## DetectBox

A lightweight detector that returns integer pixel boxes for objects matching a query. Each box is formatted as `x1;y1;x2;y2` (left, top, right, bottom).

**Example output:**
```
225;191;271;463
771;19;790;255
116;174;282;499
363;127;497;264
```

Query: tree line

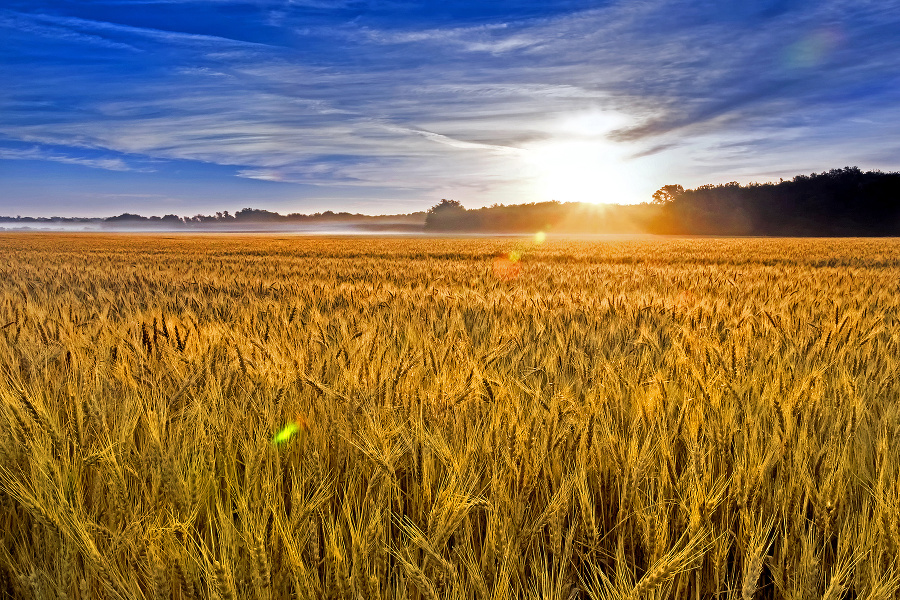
5;167;898;234
424;199;662;233
424;167;900;235
103;208;424;226
651;167;900;235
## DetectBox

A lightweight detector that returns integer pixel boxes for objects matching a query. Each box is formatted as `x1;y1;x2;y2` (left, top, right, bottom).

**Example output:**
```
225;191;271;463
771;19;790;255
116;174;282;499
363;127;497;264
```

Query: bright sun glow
528;141;646;204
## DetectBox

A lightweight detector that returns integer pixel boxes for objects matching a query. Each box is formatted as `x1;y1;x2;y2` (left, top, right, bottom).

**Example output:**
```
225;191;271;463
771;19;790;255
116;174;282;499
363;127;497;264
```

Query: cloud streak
0;146;147;171
1;9;280;49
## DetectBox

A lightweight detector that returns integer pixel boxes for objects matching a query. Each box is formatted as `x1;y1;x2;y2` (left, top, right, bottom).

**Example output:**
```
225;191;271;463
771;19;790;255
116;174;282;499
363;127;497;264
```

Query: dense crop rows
1;234;900;599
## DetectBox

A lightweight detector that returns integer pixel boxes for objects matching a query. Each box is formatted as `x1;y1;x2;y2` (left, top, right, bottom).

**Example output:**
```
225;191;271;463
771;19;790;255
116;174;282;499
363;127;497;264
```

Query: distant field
1;234;900;599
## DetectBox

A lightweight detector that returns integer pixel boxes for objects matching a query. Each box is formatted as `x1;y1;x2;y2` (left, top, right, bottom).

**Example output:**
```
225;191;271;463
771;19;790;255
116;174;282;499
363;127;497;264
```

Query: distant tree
429;199;464;213
105;213;147;222
425;199;468;231
235;208;281;221
652;184;684;205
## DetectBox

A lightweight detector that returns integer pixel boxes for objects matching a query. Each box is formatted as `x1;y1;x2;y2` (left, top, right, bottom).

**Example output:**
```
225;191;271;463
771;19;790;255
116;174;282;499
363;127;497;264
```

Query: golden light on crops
2;234;899;598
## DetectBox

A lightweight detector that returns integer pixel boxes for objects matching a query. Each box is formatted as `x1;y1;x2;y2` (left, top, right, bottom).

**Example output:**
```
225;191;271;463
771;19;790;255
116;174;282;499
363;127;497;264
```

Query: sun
528;140;646;205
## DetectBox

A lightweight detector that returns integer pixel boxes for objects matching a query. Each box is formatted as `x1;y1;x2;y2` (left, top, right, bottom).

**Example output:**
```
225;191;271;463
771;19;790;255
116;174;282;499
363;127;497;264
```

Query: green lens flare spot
272;422;300;445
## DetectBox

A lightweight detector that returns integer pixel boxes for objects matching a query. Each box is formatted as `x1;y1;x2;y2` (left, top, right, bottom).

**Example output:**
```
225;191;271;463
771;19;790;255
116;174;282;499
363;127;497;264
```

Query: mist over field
5;166;900;237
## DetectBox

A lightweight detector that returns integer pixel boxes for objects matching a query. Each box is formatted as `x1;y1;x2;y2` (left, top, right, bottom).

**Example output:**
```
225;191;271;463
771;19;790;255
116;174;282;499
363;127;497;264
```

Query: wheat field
1;233;899;599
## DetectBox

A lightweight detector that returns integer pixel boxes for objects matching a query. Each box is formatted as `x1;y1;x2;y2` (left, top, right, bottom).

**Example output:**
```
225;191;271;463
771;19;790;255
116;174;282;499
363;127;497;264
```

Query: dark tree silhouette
425;199;469;231
652;184;684;205
651;167;900;235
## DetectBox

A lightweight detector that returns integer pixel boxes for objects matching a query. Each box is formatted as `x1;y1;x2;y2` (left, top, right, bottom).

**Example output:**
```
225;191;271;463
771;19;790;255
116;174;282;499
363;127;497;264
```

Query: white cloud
1;10;279;50
236;169;289;181
0;146;144;171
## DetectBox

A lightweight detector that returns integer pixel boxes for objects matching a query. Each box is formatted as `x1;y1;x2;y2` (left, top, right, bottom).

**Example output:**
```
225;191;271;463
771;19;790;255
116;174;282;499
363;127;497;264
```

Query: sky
1;0;899;217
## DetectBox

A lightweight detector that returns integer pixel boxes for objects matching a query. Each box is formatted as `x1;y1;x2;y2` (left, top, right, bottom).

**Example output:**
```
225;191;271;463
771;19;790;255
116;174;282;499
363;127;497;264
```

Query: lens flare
491;233;549;280
783;27;843;70
273;423;299;445
492;253;522;280
272;413;309;446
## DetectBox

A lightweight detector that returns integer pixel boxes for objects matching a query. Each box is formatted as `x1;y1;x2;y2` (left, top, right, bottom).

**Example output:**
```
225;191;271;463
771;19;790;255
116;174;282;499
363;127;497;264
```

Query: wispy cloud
1;9;280;50
0;146;147;171
382;125;526;154
0;12;142;51
357;22;544;54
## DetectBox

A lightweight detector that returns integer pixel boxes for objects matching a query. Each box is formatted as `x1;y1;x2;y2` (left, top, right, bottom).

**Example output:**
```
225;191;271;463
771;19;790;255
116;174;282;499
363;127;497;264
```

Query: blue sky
1;0;899;216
